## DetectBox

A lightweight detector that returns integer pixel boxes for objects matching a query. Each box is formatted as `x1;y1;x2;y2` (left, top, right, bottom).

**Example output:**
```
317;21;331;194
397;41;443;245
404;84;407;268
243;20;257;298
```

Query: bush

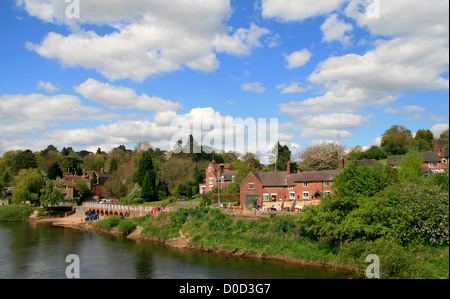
0;205;34;222
118;219;136;235
93;215;122;231
337;238;426;279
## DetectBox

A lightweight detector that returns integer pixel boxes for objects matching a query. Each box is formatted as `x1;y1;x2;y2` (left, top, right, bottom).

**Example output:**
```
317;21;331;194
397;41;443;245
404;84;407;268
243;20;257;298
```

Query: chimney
219;164;225;176
287;161;292;174
100;168;104;173
339;157;345;169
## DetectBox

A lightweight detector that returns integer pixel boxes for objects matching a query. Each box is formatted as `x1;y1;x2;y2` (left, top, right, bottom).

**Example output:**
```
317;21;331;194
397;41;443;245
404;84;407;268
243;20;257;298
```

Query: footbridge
83;202;164;218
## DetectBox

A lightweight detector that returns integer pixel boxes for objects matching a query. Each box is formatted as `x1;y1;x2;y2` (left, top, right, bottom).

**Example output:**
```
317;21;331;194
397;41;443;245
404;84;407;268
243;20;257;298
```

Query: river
0;222;352;279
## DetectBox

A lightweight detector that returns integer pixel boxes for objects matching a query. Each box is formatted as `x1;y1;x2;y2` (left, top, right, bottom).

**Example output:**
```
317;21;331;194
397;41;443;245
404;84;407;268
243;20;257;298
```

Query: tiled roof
251;170;339;187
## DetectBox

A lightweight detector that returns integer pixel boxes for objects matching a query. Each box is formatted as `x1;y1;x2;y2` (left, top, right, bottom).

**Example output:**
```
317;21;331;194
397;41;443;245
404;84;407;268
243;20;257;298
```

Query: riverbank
26;211;356;276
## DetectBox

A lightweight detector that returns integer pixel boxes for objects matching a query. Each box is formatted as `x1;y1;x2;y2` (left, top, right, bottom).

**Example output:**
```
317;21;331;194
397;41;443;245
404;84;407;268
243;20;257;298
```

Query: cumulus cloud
276;82;306;94
261;0;346;21
285;49;311;69
37;81;59;93
320;13;353;46
74;78;182;111
21;0;273;81
241;82;267;93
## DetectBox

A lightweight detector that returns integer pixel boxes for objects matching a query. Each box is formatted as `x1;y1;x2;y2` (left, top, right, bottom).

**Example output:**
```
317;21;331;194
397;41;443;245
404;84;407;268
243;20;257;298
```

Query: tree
381;125;416;155
272;142;291;171
361;146;387;160
40;181;63;207
13;150;38;174
12;168;44;204
74;179;90;198
440;129;449;139
109;158;118;173
333;162;392;198
414;129;434;151
299;142;345;171
47;162;63;180
141;172;157;201
397;152;423;184
133;151;155;186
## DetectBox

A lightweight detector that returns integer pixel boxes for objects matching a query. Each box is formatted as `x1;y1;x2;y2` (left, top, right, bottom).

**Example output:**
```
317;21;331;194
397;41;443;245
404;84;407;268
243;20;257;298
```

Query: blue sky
0;0;448;160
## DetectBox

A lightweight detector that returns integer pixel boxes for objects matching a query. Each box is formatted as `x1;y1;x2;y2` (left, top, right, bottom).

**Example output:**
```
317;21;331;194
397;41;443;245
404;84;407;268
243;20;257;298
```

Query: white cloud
74;78;182;111
300;128;353;139
37;81;59;93
276;82;306;94
21;0;273;81
213;23;271;56
241;82;267;93
303;113;369;130
285;49;311;69
345;0;449;39
320;13;353;46
430;124;449;137
261;0;346;21
403;105;426;114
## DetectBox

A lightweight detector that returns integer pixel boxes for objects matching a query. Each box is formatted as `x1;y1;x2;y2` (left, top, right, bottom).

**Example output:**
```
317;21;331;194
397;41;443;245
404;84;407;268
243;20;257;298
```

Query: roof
249;170;339;187
220;170;238;181
387;151;448;166
435;138;449;149
353;159;383;168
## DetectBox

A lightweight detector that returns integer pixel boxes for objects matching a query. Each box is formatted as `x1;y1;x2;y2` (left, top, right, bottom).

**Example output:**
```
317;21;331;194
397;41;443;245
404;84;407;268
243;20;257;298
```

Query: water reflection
0;222;351;279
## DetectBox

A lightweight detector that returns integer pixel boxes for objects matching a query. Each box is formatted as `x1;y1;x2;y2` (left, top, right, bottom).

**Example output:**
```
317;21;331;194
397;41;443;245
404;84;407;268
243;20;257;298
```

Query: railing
83;202;164;213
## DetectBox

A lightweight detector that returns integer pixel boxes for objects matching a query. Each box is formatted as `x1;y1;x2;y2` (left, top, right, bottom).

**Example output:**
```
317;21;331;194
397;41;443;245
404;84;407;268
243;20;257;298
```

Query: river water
0;222;352;279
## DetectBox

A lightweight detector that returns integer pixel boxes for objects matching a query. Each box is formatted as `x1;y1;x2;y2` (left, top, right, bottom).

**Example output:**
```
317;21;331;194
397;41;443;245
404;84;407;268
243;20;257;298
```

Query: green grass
0;205;35;222
136;207;449;278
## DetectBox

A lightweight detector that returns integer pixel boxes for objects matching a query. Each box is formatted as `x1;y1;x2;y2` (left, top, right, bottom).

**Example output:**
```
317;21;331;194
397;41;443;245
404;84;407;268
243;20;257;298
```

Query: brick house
387;150;449;174
434;138;449;154
240;161;339;210
56;168;111;200
199;161;238;194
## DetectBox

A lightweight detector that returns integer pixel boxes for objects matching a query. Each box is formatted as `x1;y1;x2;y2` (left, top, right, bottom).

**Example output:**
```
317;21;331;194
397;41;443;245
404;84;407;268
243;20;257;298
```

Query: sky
0;0;449;161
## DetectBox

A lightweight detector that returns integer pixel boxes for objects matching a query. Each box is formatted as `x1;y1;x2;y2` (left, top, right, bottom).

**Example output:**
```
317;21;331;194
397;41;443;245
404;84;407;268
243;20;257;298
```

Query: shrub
94;215;122;231
118;219;136;235
0;205;34;222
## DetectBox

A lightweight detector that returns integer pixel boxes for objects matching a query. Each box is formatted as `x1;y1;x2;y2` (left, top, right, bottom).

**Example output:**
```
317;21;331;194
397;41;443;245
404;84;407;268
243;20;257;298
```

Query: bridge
83;202;164;218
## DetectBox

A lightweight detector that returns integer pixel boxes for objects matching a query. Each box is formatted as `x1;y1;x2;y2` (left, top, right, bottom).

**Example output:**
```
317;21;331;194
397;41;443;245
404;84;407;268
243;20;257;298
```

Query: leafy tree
440;129;449;139
109;158;118;173
13;150;38;174
333;162;392;198
47;162;63;180
415;129;434;151
12;168;44;204
397;151;423;184
360;146;387;160
133;151;155;186
74;179;90;198
40;181;63;207
381;125;417;155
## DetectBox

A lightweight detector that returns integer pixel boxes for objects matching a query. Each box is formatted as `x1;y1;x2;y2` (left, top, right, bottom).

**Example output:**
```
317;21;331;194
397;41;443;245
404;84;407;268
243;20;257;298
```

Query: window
209;177;214;184
324;191;331;196
324;181;330;187
303;182;308;187
429;162;439;168
302;192;309;200
232;175;235;183
263;194;269;201
200;186;206;194
208;167;211;172
289;192;295;200
248;183;255;189
221;176;225;183
209;185;213;191
442;158;447;164
288;186;293;190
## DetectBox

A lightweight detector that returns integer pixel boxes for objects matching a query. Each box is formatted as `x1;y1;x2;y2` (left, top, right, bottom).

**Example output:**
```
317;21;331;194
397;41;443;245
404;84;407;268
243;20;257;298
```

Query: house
353;159;383;168
387;150;449;174
56;168;111;200
199;161;238;194
434;138;449;154
240;161;339;210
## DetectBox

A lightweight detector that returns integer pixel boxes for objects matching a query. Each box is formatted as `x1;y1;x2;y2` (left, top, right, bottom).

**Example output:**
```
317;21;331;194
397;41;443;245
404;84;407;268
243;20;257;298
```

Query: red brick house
56;168;111;200
240;161;339;210
434;138;449;154
199;161;238;194
387;150;449;174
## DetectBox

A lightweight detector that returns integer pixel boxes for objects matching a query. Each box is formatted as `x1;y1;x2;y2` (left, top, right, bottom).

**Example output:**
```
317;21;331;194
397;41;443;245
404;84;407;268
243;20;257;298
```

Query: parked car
209;204;224;209
99;198;114;204
84;213;98;221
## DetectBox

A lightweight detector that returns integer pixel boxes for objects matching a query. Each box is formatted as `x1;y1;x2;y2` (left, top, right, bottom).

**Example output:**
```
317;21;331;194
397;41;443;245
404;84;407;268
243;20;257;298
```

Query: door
246;194;258;207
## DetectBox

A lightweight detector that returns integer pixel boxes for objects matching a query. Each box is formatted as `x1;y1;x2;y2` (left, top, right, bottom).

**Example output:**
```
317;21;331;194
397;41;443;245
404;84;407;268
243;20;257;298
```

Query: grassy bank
0;205;35;222
130;207;448;279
